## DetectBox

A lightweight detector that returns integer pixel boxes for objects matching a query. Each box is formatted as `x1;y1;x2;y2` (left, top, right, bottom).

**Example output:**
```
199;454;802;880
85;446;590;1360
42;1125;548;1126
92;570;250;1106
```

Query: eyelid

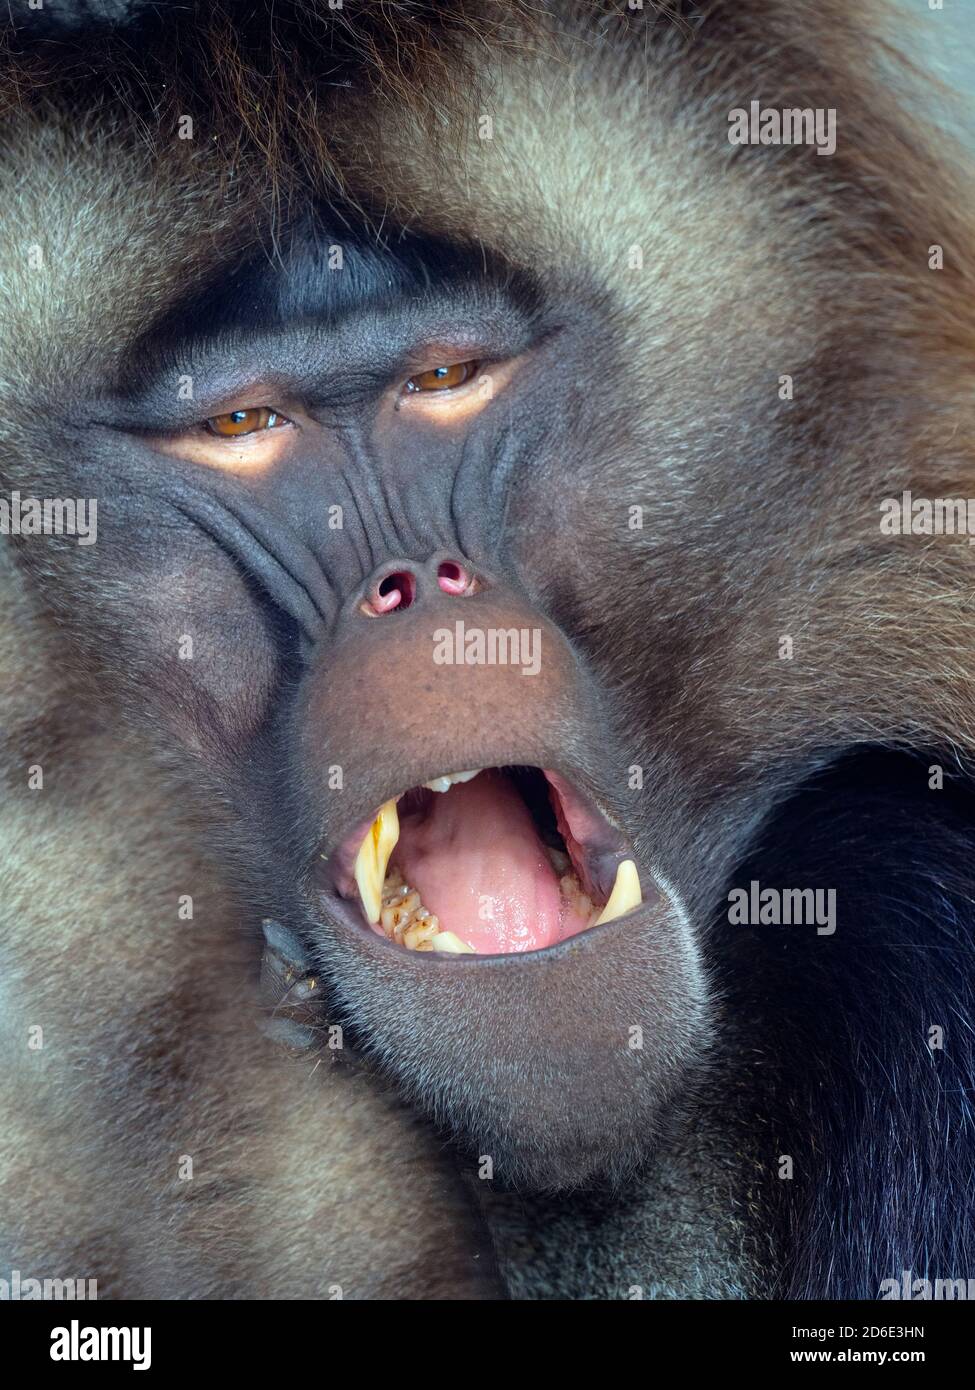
203;406;293;438
149;404;298;470
404;360;481;394
138;342;525;454
398;355;520;418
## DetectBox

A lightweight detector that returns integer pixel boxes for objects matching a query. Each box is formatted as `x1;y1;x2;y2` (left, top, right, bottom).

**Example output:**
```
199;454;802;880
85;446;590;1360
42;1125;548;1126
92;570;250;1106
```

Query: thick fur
1;0;974;1299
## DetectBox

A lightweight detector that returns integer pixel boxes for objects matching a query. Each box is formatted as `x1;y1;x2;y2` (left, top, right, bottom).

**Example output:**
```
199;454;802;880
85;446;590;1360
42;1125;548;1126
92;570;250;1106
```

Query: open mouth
321;768;642;956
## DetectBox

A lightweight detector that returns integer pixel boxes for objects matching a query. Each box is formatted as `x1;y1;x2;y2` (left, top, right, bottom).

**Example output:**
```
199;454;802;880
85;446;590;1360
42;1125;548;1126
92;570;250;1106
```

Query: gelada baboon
1;0;973;1300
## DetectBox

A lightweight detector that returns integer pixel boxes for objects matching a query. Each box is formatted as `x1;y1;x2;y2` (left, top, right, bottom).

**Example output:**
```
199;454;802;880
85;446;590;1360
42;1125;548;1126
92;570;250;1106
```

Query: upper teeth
353;798;400;925
423;769;480;794
593;859;642;926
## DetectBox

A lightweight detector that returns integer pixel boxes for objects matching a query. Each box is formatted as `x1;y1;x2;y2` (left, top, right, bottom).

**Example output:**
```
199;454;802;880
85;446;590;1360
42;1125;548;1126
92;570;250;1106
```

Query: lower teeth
380;870;465;951
378;862;600;952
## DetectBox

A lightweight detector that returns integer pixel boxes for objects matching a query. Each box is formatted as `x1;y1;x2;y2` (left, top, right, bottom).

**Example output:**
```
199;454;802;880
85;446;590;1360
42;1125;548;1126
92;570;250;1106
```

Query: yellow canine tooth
430;931;476;954
594;859;641;926
354;799;400;925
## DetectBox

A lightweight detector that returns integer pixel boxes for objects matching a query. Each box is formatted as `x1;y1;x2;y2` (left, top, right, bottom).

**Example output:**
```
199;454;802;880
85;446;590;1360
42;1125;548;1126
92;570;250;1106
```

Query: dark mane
723;749;975;1298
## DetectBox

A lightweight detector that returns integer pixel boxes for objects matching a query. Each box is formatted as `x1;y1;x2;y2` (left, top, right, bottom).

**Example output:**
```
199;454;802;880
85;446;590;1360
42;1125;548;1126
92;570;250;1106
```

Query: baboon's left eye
405;361;479;393
204;408;288;437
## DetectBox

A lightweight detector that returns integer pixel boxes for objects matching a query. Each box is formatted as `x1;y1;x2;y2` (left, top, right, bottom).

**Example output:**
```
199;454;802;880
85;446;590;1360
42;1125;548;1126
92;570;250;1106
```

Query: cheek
151;568;279;729
505;448;628;626
86;552;281;752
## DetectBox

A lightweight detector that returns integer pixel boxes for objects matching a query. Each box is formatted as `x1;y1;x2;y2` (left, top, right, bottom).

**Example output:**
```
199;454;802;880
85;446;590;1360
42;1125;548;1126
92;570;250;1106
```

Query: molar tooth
593;859;642;926
382;889;421;941
381;901;409;935
429;931;476;954
403;917;442;950
354;799;400;925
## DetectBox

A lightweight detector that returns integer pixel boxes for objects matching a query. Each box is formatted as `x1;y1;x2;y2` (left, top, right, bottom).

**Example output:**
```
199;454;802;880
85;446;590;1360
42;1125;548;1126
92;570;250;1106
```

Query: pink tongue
393;772;584;954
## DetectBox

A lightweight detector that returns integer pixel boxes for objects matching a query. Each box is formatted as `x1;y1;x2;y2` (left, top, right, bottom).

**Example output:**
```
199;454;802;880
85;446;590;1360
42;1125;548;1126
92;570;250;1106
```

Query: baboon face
1;3;954;1189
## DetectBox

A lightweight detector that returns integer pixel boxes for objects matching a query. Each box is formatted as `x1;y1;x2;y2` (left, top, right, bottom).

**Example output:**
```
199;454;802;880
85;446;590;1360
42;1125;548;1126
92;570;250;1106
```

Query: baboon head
1;0;970;1189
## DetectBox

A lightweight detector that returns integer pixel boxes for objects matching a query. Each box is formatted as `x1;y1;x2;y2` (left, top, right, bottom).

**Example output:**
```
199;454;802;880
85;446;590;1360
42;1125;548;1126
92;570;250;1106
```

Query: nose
360;555;477;616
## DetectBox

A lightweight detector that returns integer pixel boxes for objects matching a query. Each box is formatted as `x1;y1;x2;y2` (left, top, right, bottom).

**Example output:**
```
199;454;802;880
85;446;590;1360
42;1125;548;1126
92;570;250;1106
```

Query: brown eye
204;408;286;437
405;361;479;393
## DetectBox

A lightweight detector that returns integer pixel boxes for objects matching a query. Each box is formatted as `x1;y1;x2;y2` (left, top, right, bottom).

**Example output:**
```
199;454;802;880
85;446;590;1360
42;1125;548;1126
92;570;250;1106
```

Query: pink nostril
370;586;402;614
368;571;415;614
438;561;470;596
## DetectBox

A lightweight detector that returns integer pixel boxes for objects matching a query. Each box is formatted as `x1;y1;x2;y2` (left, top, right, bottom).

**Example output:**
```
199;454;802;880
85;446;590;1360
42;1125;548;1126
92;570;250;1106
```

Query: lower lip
313;882;656;961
